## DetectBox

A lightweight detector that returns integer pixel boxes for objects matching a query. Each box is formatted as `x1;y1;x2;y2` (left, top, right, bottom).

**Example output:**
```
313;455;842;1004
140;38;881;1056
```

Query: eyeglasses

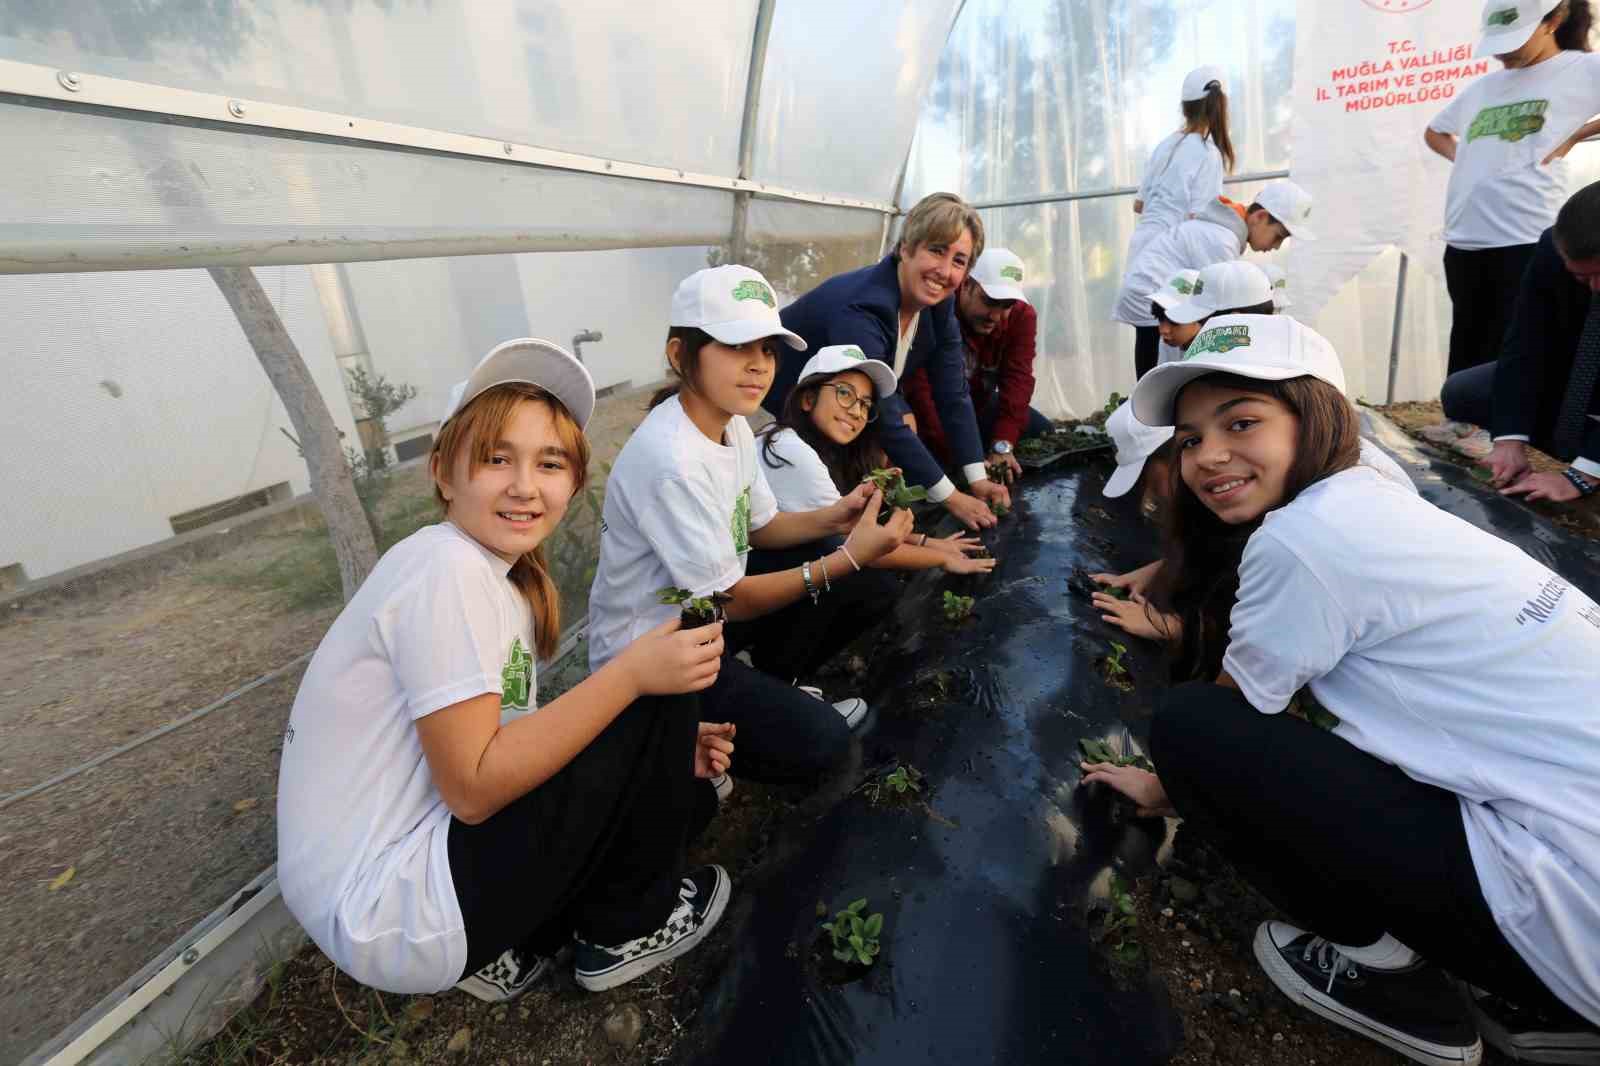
824;382;877;422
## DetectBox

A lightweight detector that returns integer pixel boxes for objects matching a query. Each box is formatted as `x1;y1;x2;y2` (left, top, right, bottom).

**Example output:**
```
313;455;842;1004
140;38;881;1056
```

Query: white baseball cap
968;247;1030;304
1165;261;1274;325
1147;269;1203;312
1478;0;1562;57
1260;263;1293;310
1181;65;1227;102
1131;314;1346;427
795;344;898;401
439;338;597;430
1252;180;1317;242
669;265;807;350
1103;401;1175;498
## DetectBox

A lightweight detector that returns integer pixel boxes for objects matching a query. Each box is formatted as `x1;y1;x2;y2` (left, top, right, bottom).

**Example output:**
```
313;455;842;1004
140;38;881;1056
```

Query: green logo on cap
1187;324;1251;358
999;265;1024;282
1171;277;1195;295
732;279;776;308
1191;279;1206;296
842;346;866;360
1486;7;1519;26
1273;278;1288;290
1466;100;1549;143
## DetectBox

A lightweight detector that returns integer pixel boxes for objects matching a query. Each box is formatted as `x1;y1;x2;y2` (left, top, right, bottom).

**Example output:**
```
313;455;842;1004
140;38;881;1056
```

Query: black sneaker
1254;921;1483;1066
1467;985;1600;1064
453;946;552;1002
574;864;730;992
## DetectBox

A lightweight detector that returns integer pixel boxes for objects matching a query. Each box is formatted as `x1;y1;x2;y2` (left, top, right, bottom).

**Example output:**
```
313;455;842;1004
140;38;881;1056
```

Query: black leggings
1135;326;1161;380
1152;682;1567;1014
737;542;899;681
1442;243;1537;377
447;694;714;975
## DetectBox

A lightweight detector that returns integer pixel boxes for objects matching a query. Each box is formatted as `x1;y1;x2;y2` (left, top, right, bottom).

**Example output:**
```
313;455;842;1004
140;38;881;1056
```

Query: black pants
1151;682;1567;1013
738;542;899;681
1440;359;1573;460
698;653;853;784
1135;326;1161;380
447;694;712;975
1443;243;1537;377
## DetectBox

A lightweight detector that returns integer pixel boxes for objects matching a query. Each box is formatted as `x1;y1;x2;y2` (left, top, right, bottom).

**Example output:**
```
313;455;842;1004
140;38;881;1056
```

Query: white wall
0;267;358;582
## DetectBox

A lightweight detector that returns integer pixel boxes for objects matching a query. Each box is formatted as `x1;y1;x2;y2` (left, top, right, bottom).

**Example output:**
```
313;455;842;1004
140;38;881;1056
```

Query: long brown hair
650;326;716;409
430;382;591;660
1181;82;1236;173
1554;0;1594;51
757;372;884;493
1154;373;1359;681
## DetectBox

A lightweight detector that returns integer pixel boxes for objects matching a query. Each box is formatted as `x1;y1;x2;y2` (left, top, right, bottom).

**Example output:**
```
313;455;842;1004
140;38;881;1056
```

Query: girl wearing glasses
742;347;997;682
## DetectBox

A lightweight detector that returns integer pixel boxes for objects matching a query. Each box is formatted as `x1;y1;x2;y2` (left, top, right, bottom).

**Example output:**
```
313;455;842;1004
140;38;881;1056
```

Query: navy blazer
769;254;984;490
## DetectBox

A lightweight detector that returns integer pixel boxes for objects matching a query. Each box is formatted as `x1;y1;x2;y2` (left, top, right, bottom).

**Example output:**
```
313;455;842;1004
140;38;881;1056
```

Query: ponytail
1553;0;1594;51
509;547;563;661
1182;85;1236;174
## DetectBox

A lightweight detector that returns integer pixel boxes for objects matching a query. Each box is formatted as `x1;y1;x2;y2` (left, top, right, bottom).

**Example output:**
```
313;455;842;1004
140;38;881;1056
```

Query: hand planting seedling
1470;466;1494;483
863;468;928;521
988;499;1009;517
1099;640;1133;691
820;898;884;968
1078;737;1154;772
941;590;975;624
657;586;734;630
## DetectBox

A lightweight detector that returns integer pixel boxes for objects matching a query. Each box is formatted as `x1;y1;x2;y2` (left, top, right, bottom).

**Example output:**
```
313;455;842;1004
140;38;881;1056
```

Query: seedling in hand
657;586;734;630
986;461;1013;486
988;499;1009;517
863;468;928;522
1078;737;1154;772
820;898;883;968
1470;466;1494;483
941;590;975;624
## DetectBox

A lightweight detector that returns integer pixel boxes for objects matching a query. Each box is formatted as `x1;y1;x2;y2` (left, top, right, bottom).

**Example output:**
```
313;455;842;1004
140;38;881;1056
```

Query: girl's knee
1150;680;1245;770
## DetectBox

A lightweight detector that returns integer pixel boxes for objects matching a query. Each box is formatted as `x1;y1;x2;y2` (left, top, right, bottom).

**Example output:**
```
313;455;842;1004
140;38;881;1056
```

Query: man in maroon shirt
902;247;1051;481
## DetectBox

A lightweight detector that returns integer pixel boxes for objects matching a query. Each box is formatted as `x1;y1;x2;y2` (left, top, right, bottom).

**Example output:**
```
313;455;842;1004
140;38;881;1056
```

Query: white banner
1288;0;1488;320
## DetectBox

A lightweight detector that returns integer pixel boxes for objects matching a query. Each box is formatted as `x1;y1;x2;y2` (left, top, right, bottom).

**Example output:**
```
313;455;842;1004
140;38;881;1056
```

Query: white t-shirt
1357;439;1417;494
758;427;843;512
1224;467;1600;1024
1130;131;1225;264
1114;199;1247;327
1430;51;1600;250
277;523;536;993
588;396;778;670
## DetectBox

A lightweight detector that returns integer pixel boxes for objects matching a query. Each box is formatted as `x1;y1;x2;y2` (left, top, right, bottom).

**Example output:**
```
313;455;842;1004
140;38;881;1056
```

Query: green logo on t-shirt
501;637;532;712
1466;100;1549;143
1486;7;1519;27
731;487;752;555
732;279;776;308
1187;324;1251;358
1000;265;1024;282
1171;276;1195;295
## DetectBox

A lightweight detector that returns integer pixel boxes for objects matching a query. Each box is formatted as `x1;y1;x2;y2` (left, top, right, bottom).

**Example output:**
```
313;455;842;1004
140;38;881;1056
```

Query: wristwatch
991;440;1012;455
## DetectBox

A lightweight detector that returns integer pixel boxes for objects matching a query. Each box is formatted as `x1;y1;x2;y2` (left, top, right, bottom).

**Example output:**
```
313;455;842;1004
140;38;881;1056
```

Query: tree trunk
208;266;378;599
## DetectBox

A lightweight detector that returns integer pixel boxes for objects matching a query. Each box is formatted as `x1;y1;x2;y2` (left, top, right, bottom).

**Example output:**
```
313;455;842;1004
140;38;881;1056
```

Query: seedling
1078;737;1154;772
1099;872;1142;965
820;898;883;968
1015;436;1057;461
988;499;1009;517
863;762;924;806
1101;583;1130;600
1470;466;1494;483
1099;641;1133;691
657;586;734;629
941;590;975;624
863;468;928;521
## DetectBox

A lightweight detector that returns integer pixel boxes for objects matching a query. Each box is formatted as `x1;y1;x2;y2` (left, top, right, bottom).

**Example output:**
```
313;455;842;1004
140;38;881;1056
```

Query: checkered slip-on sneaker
453;946;553;1003
574;864;730;992
1254;921;1482;1066
797;684;868;731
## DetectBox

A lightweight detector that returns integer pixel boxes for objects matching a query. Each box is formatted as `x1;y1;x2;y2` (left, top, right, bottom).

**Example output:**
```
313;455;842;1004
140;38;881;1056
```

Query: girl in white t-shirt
1129;65;1236;266
1086;314;1600;1064
278;340;737;1003
1426;0;1600;378
744;345;997;677
588;267;912;787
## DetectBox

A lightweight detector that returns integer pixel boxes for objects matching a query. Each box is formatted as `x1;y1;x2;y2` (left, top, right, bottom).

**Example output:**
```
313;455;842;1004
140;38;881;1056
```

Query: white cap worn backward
1259;263;1293;310
796;344;898;401
1165;261;1274;325
1253;180;1317;242
669;265;807;350
1131;314;1346;427
968;247;1030;304
1147;269;1202;312
1478;0;1562;57
1103;400;1175;499
439;338;598;430
1181;65;1227;102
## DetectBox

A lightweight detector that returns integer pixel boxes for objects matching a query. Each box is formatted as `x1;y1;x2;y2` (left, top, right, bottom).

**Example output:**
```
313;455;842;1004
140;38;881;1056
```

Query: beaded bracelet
1562;468;1598;498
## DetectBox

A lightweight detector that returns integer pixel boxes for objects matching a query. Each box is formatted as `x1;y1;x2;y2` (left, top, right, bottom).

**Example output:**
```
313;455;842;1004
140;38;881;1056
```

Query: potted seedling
816;897;884;981
863;468;928;523
941;590;975;625
1098;640;1133;691
657;586;734;630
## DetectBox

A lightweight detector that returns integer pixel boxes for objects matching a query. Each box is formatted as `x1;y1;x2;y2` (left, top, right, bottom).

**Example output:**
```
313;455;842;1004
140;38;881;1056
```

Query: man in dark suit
1442;179;1600;504
770;193;1010;530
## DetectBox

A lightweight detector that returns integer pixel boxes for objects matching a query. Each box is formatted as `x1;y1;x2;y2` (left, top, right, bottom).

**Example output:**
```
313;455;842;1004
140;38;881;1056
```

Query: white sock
1330;933;1419;971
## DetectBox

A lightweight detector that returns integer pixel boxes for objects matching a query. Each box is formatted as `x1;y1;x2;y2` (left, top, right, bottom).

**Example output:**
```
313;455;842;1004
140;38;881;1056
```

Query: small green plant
863;467;928;519
1470;465;1494;483
657;586;733;629
1015;436;1056;460
941;590;975;623
1099;641;1133;691
820;898;884;967
1101;583;1130;600
1101;872;1142;965
864;763;924;805
988;499;1009;517
1078;737;1154;771
985;461;1012;486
